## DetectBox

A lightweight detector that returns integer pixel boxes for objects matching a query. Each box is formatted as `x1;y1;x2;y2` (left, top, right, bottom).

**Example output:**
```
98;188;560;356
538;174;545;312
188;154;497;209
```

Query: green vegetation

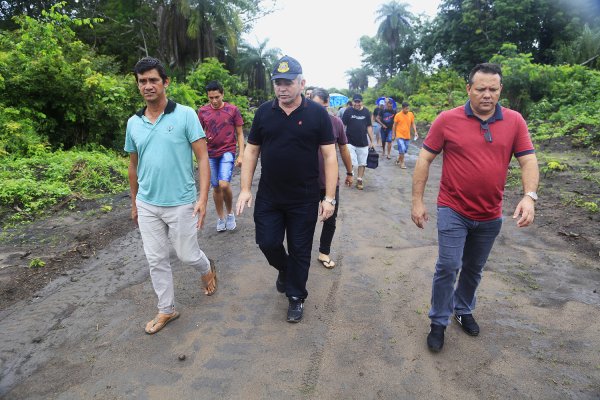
0;149;128;223
0;1;599;225
29;258;46;268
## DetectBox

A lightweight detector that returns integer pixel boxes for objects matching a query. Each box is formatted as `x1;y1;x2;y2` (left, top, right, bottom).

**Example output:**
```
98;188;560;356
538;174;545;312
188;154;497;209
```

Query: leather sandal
202;260;217;296
145;311;180;334
318;257;336;269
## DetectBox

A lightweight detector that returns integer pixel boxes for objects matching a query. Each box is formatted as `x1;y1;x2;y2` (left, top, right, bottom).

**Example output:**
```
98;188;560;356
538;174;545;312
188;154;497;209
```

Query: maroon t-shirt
319;114;348;189
423;103;535;221
197;102;243;158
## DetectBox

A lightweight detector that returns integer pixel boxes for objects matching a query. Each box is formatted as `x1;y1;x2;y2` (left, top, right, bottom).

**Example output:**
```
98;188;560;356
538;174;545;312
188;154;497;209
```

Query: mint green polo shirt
124;100;205;206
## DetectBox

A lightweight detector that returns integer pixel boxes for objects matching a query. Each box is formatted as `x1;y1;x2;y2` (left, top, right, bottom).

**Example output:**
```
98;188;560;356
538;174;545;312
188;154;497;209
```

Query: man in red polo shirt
411;63;539;352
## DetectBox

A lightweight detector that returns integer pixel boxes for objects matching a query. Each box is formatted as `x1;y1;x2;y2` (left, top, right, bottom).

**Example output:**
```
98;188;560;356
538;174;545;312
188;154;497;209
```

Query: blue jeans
254;198;319;299
396;138;410;154
208;152;235;187
429;207;503;326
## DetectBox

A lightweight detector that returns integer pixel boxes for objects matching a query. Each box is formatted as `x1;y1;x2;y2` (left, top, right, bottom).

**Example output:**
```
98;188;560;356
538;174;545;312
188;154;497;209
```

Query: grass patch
0;148;128;225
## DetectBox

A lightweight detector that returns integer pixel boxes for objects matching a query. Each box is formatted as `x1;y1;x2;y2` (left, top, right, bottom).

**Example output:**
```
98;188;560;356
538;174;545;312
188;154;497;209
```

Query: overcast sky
243;0;442;89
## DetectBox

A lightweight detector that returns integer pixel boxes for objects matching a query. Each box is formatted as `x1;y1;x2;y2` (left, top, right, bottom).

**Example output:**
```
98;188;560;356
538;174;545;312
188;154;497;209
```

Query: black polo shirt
248;96;335;204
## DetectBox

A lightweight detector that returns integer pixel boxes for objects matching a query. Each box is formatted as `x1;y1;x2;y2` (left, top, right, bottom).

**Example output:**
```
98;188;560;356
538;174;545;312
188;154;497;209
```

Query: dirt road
1;144;599;399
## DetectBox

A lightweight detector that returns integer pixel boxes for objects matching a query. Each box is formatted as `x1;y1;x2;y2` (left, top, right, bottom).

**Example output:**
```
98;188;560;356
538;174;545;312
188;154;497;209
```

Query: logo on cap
277;62;290;73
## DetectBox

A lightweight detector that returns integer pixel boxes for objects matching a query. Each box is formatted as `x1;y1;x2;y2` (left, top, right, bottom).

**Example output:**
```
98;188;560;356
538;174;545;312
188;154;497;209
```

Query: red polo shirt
423;102;535;221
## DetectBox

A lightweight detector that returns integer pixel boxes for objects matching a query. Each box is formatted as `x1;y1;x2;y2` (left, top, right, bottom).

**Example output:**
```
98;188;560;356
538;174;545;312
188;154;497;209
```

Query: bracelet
346;172;353;176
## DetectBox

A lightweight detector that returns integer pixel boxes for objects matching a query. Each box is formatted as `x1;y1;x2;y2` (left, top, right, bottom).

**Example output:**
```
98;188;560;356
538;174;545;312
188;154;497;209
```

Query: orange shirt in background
393;111;415;139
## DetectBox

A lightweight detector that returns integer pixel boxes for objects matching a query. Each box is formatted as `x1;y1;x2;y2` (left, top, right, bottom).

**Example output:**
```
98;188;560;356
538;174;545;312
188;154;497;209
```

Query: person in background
392;101;418;168
125;57;217;335
372;99;384;151
377;99;396;159
197;80;245;231
311;88;353;269
305;87;314;99
411;63;539;352
338;100;352;119
342;94;375;190
236;55;338;323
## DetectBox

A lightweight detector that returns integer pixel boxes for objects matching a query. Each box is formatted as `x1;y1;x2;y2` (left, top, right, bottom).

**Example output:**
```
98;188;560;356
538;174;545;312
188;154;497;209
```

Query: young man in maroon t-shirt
198;81;244;231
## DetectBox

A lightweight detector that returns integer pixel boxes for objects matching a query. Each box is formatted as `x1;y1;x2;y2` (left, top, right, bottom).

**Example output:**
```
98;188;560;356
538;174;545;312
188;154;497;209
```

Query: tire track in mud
0;230;146;396
301;258;342;394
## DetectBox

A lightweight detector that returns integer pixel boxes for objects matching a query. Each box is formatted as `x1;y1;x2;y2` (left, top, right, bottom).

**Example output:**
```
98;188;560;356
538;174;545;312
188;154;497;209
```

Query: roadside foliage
0;1;598;224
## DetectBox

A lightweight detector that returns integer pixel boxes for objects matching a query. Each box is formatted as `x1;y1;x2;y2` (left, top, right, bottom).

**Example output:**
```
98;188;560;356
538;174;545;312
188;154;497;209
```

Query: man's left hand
513;196;535;227
193;200;207;229
235;156;243;168
344;175;353;187
319;201;335;221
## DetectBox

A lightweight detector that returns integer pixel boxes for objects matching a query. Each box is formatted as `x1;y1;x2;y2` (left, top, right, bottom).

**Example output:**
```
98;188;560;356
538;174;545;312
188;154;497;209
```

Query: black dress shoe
276;271;286;293
287;297;304;323
427;323;445;352
455;314;480;336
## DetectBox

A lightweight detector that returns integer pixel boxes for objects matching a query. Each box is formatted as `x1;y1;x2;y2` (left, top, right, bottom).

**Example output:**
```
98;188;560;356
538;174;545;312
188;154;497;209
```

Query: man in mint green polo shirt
124;57;217;335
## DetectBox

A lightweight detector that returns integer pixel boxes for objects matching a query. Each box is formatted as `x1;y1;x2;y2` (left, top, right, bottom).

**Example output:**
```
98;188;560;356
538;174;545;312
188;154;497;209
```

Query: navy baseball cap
271;55;303;80
353;94;363;101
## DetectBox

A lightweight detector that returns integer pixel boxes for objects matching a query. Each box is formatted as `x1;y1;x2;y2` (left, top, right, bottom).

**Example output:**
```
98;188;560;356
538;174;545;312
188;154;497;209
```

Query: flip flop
202;260;218;296
145;311;180;334
319;258;336;269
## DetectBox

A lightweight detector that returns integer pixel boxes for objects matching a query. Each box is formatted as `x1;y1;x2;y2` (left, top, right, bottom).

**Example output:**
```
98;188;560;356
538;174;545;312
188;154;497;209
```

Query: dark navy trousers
254;197;319;299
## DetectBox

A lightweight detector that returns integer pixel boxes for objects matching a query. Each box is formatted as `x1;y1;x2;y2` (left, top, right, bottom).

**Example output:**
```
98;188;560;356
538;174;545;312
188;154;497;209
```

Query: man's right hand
411;201;429;229
131;204;138;226
236;190;253;215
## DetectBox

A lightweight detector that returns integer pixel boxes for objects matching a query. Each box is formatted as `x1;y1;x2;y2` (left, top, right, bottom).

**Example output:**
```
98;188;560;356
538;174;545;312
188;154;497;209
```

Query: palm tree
156;0;258;70
375;1;414;78
237;38;281;101
346;67;371;92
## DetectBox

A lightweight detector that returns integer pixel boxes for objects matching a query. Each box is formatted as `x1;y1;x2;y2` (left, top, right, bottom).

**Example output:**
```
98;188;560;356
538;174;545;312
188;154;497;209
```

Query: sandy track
1;145;599;399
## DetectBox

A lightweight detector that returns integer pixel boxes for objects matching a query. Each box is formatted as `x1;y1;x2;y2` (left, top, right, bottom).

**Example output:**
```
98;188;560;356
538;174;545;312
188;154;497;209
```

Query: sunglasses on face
480;122;493;143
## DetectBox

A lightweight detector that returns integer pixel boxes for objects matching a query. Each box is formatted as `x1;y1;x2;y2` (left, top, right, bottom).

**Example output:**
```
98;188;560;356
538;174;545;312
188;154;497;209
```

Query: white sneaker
225;213;236;230
216;218;226;232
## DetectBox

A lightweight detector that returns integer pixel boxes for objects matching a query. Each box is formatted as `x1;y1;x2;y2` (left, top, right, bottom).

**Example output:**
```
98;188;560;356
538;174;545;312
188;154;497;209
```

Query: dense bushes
0;149;128;223
0;5;139;151
0;5;254;224
491;44;600;148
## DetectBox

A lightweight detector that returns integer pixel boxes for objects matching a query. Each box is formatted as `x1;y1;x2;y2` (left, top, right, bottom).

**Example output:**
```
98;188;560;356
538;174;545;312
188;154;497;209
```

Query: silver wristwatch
525;191;538;201
323;197;337;206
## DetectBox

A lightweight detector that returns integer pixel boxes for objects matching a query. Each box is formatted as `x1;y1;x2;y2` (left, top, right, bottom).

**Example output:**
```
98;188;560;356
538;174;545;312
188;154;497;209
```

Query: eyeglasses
353;100;362;103
480;122;493;143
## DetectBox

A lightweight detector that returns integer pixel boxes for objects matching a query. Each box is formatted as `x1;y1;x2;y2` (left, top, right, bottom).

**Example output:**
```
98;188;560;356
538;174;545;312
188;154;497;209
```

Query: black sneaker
455;313;480;336
276;271;286;294
286;297;304;323
427;324;445;352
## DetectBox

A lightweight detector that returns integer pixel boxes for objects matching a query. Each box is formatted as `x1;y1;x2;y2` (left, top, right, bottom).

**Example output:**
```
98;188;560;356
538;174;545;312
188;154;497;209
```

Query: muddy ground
0;139;599;399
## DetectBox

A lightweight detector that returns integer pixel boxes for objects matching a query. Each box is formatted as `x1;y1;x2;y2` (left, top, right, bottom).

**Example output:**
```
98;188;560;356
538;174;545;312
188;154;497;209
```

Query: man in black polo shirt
236;55;338;323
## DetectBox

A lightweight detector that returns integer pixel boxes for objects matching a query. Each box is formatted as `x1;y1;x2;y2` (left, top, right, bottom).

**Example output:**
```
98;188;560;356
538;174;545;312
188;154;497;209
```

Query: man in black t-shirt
236;55;338;323
342;94;375;190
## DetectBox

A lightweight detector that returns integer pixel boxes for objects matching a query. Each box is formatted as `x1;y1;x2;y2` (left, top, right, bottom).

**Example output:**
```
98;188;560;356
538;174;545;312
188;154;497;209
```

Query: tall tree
346;67;371;92
374;1;415;78
236;38;281;102
555;24;600;69
156;0;259;71
421;0;600;75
